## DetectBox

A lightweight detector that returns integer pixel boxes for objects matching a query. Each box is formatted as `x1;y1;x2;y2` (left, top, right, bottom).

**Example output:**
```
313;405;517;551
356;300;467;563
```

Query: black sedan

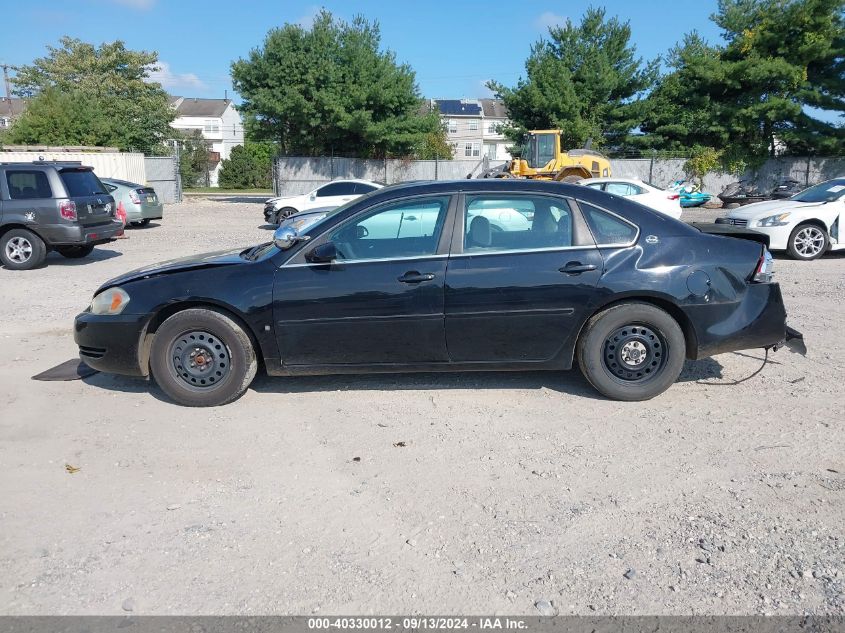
74;179;803;407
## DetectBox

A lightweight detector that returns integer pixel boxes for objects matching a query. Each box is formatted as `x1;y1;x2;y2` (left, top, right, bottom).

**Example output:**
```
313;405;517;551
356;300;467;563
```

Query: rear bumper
127;203;164;221
691;282;797;358
39;221;124;247
74;311;149;376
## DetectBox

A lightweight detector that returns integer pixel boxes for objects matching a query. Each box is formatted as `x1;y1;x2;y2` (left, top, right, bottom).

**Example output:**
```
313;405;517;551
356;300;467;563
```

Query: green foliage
11;36;174;151
488;7;658;150
6;88;113;146
232;10;441;158
684;146;723;185
641;0;845;158
175;129;211;188
413;114;454;159
218;143;276;189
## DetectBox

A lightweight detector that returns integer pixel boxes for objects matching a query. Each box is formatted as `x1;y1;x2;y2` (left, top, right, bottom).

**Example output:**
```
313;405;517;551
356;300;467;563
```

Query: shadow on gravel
258;224;278;230
44;248;123;265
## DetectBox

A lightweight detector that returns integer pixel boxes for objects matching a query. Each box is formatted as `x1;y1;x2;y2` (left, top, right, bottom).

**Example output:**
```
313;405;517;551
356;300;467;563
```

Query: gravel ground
0;199;843;615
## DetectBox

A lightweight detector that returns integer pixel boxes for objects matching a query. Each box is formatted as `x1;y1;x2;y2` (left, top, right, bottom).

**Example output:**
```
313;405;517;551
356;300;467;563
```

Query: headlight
756;212;791;227
90;287;130;315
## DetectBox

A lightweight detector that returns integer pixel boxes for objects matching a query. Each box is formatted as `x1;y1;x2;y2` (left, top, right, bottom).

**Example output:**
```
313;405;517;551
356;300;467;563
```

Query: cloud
106;0;156;8
535;11;567;31
296;5;321;29
146;62;206;91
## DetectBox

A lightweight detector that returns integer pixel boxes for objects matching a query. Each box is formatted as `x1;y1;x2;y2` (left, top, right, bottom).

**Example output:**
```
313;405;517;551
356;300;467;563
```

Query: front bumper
691;282;802;358
39;221;124;247
263;203;278;223
74;311;150;376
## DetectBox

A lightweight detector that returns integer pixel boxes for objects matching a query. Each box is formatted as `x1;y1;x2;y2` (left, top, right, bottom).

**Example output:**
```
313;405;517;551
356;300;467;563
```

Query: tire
150;308;258;407
0;228;47;270
787;223;828;260
560;175;582;183
275;207;298;224
131;219;151;227
56;245;95;259
576;302;686;401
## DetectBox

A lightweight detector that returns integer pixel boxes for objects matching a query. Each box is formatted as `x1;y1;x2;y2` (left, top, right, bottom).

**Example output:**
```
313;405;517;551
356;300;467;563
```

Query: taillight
667;194;680;200
59;200;77;221
753;248;775;283
129;190;141;204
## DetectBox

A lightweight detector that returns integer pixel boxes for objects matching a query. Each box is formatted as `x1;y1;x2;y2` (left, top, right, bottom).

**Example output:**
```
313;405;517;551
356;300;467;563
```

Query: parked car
579;177;682;219
101;178;164;227
263;179;383;225
74;179;804;407
0;161;122;270
716;177;845;260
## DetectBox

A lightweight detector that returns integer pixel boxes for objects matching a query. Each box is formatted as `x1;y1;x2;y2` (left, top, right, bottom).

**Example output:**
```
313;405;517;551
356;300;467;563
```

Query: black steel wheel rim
603;324;666;383
168;330;231;390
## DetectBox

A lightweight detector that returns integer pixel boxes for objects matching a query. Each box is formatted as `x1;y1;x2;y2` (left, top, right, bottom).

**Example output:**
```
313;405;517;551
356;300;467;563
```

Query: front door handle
559;262;597;275
398;271;435;283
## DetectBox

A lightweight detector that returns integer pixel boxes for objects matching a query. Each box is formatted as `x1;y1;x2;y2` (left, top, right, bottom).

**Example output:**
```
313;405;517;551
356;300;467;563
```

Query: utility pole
2;64;14;117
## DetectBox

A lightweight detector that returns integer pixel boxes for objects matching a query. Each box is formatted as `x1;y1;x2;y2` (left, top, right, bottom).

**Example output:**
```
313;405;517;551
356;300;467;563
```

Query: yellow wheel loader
482;130;611;182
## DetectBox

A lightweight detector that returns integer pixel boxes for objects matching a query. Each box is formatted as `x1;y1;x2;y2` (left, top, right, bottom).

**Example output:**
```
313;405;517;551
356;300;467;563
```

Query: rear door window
580;202;638;245
6;171;53;199
60;170;108;197
464;195;574;252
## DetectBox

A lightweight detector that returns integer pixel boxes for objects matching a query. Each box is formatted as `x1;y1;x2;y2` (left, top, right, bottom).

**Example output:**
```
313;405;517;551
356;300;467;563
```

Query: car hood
725;199;824;219
265;194;296;204
98;248;247;291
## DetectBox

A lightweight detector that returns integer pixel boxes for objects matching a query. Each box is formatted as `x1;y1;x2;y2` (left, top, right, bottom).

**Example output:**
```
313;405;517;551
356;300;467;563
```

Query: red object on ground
115;201;127;238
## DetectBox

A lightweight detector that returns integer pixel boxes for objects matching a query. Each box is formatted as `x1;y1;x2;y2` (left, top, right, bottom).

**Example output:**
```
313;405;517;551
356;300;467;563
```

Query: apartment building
430;98;511;161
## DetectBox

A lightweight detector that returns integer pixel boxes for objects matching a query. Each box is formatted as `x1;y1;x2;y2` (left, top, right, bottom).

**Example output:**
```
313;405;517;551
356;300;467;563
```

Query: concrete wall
274;155;845;196
0;151;146;184
274;157;507;195
611;156;845;193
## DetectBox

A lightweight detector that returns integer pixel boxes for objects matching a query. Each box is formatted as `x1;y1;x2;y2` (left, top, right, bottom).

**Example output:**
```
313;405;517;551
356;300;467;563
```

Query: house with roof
168;96;244;186
429;98;511;162
0;97;27;130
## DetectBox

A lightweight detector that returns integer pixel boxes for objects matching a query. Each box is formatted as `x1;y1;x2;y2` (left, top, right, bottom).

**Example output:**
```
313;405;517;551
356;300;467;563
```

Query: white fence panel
0;151;146;183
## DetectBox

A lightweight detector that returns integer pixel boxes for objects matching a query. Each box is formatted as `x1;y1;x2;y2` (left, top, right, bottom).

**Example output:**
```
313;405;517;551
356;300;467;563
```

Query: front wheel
787;223;828;260
577;302;686;401
150;308;258;407
56;245;95;259
275;207;298;224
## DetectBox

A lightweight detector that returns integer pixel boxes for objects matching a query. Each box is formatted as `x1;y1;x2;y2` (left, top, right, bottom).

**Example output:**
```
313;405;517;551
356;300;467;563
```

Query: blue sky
3;0;726;101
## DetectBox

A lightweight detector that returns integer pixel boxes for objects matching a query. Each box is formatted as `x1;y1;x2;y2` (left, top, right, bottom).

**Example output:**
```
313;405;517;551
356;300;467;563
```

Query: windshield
792;179;845;203
527;133;556;169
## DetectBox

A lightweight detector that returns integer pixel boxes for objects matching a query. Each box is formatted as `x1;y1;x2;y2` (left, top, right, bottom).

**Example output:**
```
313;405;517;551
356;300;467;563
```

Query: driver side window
328;196;450;262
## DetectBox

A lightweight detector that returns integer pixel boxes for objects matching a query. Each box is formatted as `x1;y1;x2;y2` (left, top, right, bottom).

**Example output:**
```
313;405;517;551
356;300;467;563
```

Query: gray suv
0;161;123;270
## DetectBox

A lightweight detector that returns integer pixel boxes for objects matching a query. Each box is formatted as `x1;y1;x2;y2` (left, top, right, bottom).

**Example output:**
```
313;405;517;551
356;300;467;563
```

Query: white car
579;177;683;219
717;178;845;260
263;179;382;224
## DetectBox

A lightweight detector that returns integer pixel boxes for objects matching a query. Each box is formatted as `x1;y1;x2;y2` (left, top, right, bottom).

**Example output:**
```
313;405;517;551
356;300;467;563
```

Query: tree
174;129;211;188
6;88;114;146
641;0;845;158
218;143;276;189
488;7;658;150
413;112;454;159
231;10;441;158
11;37;174;151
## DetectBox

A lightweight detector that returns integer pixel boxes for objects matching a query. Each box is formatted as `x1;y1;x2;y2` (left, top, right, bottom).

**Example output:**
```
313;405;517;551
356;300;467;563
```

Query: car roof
580;177;647;185
318;179;383;187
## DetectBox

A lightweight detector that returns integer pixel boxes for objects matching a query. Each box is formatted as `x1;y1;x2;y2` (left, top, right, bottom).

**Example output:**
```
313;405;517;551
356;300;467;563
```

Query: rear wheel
787;223;828;260
150;308;257;407
56;245;95;259
1;228;47;270
577;302;686;401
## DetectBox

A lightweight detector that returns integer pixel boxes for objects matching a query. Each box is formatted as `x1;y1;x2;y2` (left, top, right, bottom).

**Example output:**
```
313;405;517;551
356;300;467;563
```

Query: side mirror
273;226;309;250
306;241;337;263
309;194;316;201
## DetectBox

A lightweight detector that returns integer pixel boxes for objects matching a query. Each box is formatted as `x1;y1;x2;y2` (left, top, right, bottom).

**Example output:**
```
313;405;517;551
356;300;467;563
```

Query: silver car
101;178;164;227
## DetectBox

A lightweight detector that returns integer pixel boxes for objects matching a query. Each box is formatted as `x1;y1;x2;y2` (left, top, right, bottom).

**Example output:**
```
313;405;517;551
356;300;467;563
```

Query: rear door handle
398;271;435;283
559;262;597;275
